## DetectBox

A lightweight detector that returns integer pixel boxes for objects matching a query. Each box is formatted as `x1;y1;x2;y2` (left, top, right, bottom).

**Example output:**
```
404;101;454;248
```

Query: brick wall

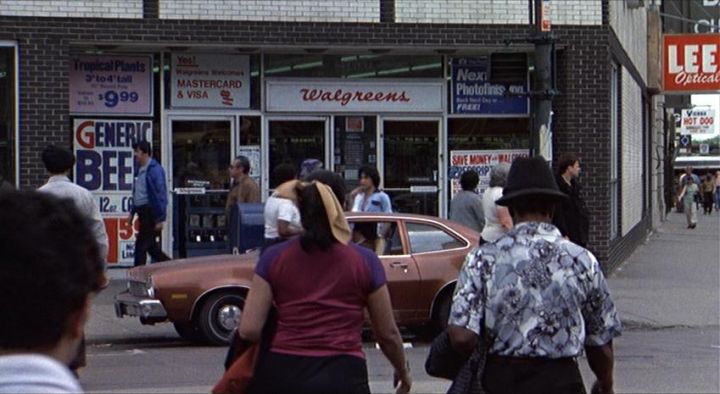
620;67;644;235
608;0;648;83
159;0;379;22
395;0;602;25
552;25;613;264
0;0;142;18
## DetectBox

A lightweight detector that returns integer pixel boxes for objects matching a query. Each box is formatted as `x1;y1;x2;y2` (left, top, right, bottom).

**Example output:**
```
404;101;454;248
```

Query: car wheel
199;292;245;346
173;321;202;342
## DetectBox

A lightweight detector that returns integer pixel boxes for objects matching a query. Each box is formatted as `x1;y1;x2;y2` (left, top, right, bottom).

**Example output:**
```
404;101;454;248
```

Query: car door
350;218;420;323
404;220;468;320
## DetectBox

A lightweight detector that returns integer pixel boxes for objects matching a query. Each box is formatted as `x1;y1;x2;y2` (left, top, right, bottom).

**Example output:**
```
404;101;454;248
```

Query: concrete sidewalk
607;209;720;329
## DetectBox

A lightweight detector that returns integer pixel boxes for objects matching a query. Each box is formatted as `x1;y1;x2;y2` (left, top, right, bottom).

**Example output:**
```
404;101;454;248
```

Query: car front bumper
114;291;168;324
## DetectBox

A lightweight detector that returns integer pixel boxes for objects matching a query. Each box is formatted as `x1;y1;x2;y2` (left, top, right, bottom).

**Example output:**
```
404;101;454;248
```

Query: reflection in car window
350;221;402;256
406;222;464;253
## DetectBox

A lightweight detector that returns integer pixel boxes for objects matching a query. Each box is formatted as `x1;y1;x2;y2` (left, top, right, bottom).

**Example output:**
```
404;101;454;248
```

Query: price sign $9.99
98;90;139;108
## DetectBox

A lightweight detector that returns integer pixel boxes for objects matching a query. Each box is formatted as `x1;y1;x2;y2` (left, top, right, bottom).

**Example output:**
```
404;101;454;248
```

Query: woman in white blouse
479;163;513;244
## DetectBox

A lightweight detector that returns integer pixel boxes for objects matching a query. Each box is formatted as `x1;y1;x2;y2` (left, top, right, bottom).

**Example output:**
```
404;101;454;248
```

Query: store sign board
266;79;444;112
73;119;152;266
171;53;250;109
680;108;715;134
448;149;528;199
450;58;529;115
663;34;720;92
69;55;153;116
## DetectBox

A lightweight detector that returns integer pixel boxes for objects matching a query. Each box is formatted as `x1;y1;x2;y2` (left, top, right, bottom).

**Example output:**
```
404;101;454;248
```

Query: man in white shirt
0;191;105;393
38;146;109;270
38;145;109;376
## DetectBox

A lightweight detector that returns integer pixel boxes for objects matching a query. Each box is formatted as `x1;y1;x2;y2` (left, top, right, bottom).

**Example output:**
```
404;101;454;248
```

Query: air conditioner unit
626;0;644;9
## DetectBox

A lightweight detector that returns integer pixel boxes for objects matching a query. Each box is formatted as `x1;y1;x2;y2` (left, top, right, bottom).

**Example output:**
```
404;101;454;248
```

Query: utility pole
529;0;557;159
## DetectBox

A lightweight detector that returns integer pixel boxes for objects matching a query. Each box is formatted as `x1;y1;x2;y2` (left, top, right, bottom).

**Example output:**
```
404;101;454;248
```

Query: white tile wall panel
621;67;644;236
159;0;379;22
609;0;648;84
395;0;601;25
0;0;142;18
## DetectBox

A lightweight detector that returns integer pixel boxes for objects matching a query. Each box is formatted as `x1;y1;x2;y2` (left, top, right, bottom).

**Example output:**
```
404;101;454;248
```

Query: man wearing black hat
447;156;621;394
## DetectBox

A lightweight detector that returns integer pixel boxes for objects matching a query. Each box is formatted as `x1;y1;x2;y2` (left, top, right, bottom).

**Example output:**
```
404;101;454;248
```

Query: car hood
127;251;259;284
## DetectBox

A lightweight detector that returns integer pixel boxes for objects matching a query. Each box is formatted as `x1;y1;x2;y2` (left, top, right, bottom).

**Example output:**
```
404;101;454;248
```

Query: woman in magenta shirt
238;179;411;394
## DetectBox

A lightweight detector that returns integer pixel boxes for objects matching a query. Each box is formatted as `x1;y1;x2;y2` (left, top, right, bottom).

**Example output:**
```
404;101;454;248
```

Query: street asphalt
84;210;720;393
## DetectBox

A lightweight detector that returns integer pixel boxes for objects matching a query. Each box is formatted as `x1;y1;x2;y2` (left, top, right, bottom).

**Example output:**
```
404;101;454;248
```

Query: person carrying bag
438;157;621;394
425;249;488;394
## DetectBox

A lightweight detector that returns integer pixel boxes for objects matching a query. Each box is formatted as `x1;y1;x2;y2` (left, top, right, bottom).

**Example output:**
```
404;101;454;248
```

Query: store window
447;118;529;151
446;117;529;210
0;45;16;188
264;54;442;79
333;116;377;195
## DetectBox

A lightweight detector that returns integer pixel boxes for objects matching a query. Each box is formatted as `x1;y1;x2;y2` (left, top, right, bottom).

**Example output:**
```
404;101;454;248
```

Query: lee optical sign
663;34;720;93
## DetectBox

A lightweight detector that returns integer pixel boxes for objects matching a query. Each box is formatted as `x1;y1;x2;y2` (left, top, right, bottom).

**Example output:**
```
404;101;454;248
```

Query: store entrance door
382;119;441;217
169;117;235;257
266;118;328;188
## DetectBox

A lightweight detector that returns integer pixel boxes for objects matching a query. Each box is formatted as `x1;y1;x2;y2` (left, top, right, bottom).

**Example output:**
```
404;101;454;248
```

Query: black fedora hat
495;156;568;206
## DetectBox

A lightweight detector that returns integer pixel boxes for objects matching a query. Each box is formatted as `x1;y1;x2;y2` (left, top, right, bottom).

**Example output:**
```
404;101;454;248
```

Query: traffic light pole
529;0;557;159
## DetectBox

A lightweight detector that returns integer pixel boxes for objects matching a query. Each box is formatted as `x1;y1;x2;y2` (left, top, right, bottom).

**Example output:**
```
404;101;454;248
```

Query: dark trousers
482;356;586;394
249;352;370;394
134;205;170;266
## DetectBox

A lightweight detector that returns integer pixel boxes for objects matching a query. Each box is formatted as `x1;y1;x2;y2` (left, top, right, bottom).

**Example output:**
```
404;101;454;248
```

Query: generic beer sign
663;34;720;92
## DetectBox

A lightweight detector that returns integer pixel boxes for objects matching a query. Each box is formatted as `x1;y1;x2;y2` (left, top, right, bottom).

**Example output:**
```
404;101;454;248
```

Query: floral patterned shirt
449;221;622;358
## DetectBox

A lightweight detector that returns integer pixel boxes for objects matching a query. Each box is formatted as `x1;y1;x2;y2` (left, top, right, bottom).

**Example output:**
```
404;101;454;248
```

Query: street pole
530;0;556;159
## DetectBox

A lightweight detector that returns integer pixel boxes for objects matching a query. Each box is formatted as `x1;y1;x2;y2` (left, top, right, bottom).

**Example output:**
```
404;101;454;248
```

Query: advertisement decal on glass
171;54;250;109
69;55;153;116
451;57;529;115
73;119;152;266
449;149;529;199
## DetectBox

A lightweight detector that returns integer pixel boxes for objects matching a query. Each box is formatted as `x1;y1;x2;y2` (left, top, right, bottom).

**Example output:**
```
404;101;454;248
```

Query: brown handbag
212;338;261;394
213;309;277;394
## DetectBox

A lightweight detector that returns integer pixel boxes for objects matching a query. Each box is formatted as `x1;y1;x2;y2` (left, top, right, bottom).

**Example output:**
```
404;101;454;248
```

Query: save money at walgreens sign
663;34;720;93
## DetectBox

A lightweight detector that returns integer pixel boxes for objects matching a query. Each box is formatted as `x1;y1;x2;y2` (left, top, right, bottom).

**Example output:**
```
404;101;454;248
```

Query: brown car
115;212;479;345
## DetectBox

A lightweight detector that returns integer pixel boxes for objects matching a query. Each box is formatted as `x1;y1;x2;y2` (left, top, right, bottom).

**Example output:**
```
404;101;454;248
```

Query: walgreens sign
663;34;720;92
266;79;444;112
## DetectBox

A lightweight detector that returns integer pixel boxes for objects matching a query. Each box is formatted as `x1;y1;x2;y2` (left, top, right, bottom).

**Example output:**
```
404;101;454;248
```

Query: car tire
199;292;245;346
173;321;202;342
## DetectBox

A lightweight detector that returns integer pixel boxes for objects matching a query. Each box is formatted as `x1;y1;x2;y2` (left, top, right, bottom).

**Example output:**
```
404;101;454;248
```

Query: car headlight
146;276;155;298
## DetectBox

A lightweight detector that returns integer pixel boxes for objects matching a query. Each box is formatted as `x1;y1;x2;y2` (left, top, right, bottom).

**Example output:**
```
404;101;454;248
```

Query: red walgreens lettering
300;88;410;106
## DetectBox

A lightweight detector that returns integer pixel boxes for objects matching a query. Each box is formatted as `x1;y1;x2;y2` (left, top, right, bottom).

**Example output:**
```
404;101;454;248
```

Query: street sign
700;143;710;154
679;134;692;147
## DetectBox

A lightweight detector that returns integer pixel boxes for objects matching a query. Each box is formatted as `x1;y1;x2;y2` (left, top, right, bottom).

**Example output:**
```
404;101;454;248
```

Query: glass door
382;119;441;216
266;118;328;189
169;117;234;257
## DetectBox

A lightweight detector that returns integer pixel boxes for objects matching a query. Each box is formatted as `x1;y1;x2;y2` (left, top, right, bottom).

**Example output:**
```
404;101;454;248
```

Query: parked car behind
115;212;479;345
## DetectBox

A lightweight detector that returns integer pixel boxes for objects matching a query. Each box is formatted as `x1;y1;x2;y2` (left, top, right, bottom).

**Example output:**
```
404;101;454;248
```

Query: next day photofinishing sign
73;119;152;266
449;149;528;199
451;57;528;115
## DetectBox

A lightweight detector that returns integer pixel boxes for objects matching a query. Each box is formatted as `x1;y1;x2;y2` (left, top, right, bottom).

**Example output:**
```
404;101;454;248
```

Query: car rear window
406;222;465;253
